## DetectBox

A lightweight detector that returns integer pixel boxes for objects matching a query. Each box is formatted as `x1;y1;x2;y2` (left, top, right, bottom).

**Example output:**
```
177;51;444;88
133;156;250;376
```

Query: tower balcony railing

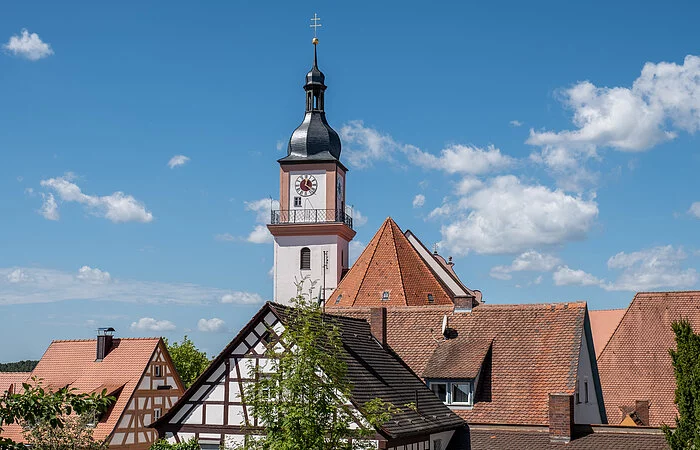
270;208;353;229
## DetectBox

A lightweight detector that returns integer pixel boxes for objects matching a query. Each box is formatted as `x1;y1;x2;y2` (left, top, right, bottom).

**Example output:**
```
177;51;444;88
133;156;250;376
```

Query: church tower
268;34;355;304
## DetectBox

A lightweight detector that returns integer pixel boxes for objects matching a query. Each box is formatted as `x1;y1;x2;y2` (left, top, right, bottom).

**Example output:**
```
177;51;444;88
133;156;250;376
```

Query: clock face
295;175;318;197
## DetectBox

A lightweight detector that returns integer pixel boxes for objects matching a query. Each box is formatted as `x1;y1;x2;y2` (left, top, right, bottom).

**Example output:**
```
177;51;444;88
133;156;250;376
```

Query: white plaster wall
288;170;326;211
574;331;602;424
430;430;454;449
273;234;349;304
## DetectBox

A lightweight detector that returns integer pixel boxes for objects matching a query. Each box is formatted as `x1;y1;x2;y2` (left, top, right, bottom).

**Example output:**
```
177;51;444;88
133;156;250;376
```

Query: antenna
441;315;448;337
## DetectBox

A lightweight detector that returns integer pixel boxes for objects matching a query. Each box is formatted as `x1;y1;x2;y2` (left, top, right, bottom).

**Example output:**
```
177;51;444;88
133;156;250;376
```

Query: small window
381;291;390;302
427;294;434;303
261;330;272;345
294;197;302;207
154;408;162;420
335;294;342;305
154;365;163;377
584;380;589;403
300;248;311;270
452;382;473;405
430;382;447;403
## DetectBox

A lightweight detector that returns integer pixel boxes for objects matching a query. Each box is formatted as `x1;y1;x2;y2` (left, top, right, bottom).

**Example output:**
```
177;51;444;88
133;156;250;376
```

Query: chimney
549;393;574;443
370;307;387;346
96;327;115;362
454;296;473;313
635;400;650;426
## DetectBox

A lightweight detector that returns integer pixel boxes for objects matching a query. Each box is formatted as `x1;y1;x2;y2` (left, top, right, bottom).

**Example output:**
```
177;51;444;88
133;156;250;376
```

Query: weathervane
310;13;322;44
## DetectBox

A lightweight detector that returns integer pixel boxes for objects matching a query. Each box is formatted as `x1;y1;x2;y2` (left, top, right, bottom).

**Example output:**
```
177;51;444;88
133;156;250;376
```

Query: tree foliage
23;413;107;450
0;377;114;449
164;335;210;388
234;296;396;450
0;360;38;373
149;437;201;450
663;320;700;449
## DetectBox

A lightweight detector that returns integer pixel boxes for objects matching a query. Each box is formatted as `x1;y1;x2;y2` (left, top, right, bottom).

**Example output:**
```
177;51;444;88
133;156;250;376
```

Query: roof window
428;294;434;303
381;291;390;302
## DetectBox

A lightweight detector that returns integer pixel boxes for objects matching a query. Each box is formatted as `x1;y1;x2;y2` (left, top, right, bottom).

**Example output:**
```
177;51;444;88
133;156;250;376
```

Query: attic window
428;294;434;303
335;294;342;305
381;291;390;302
428;380;474;406
154;365;163;377
154;408;162;420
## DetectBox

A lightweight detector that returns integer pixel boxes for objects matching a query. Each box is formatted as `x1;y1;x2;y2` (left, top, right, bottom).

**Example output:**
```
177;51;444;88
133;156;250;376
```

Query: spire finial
310;13;322;41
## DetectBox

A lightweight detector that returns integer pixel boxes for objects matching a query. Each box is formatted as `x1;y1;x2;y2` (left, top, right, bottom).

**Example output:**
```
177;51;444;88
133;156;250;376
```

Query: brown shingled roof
1;338;162;444
329;217;454;307
598;291;700;427
589;309;626;358
332;302;588;426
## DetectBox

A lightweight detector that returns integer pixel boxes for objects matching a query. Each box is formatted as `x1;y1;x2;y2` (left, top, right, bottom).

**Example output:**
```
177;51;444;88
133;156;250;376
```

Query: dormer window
427;380;474;407
381;291;390;302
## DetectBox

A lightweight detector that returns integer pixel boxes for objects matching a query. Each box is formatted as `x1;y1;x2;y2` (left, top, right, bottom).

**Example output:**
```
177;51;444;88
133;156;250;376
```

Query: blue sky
1;0;699;362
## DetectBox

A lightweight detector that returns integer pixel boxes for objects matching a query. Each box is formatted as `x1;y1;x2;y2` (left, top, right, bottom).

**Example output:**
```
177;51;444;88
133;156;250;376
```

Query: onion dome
279;38;343;165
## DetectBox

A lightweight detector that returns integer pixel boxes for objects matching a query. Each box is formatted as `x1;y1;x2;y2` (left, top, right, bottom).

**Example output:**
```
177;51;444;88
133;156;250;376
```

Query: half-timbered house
153;302;467;449
0;330;184;449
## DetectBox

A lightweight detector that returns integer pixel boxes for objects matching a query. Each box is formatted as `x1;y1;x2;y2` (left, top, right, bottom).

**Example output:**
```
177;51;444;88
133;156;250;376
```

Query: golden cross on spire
310;13;322;42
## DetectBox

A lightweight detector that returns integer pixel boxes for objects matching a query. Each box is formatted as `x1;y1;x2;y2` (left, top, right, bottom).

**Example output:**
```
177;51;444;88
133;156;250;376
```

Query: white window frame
428;379;475;407
294;196;302;208
154;365;163;377
154;407;162;420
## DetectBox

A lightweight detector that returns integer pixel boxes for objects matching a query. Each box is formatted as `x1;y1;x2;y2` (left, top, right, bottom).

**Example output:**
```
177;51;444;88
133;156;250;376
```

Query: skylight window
381;291;390;301
428;294;434;303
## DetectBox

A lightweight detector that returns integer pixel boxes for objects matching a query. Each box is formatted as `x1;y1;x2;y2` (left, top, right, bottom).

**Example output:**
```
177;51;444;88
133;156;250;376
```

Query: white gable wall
574;330;601;424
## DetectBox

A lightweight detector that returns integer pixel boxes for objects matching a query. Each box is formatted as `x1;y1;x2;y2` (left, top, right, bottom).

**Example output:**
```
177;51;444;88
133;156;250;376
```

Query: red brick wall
549;393;574;442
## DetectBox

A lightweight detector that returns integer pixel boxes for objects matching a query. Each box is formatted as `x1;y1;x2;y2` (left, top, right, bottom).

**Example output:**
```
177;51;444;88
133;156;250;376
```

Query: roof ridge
50;337;161;343
387;218;409;306
597;295;637;359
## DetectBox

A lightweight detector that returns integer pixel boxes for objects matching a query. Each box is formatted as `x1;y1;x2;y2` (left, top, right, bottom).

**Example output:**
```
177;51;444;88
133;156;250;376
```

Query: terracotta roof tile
329;218;454;307
589;309;626;358
332;302;587;426
1;338;161;443
0;372;30;393
598;291;700;427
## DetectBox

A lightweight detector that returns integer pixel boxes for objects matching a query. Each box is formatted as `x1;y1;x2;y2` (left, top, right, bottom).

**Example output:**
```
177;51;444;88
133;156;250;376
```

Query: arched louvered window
300;247;311;270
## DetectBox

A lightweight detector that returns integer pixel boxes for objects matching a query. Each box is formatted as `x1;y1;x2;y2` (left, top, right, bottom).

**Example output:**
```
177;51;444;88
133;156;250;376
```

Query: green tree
164;336;210;388
0;360;38;372
149;437;200;450
663;320;700;449
0;377;114;449
23;413;107;450
235;296;397;450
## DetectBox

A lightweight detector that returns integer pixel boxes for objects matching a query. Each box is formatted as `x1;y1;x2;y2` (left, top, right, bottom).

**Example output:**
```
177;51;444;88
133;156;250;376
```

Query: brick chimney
635;400;650;426
96;327;115;362
370;307;387;346
549;393;574;443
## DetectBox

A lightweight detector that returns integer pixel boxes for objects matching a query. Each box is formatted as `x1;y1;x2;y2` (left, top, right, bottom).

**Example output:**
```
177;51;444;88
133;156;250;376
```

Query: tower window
428;294;434;303
294;197;302;207
381;291;390;301
300;247;311;270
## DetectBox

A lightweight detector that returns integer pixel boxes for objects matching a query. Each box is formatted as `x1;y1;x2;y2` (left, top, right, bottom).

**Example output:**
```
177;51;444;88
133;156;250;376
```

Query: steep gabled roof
155;302;464;440
332;302;591;426
589;309;626;358
598;291;700;427
1;338;164;443
329;218;455;307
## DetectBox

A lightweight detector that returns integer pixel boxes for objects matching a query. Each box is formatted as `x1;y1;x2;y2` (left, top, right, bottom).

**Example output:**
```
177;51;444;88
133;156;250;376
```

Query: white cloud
510;120;523;127
490;251;561;280
406;144;514;175
689;202;700;219
40;174;153;223
352;208;368;227
3;29;53;61
438;175;598;255
220;291;264;304
214;233;236;242
130;317;176;332
198;318;227;333
244;198;279;244
456;177;483;195
76;266;111;284
167;155;190;169
529;55;700;189
276;140;286;151
553;266;603;286
39;193;59;220
604;245;698;291
340;121;512;175
7;269;28;284
0;266;248;306
349;240;367;264
412;194;425;208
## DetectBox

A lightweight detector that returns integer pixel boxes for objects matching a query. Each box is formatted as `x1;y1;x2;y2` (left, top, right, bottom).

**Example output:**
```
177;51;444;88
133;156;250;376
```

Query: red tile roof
589;309;626;358
1;338;161;444
0;372;30;394
329;218;455;307
332;302;588;426
597;291;700;427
